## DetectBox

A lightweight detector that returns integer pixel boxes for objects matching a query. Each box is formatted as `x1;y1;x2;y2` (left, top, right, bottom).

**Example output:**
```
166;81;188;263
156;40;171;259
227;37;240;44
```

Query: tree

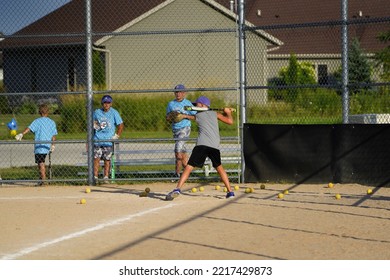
374;30;390;82
334;38;372;94
348;38;372;92
278;54;316;102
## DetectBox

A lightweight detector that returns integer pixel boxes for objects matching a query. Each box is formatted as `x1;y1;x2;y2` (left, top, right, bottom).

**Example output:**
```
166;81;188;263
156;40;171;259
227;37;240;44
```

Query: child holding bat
93;95;124;183
166;96;235;200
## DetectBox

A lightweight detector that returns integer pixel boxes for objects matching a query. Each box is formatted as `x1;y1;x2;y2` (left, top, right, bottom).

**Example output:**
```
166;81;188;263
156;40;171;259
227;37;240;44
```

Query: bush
59;95;87;133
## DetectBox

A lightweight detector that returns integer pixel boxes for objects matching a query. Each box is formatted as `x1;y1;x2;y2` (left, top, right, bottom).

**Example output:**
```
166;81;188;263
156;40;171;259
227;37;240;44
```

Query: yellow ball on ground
260;184;266;189
223;187;228;192
335;194;341;199
139;191;148;197
10;130;17;137
145;187;151;193
250;187;255;193
85;188;91;193
328;182;334;188
283;189;289;195
191;187;197;193
367;188;373;195
199;186;205;192
234;185;240;190
277;193;284;199
80;198;86;204
215;185;221;190
245;187;251;193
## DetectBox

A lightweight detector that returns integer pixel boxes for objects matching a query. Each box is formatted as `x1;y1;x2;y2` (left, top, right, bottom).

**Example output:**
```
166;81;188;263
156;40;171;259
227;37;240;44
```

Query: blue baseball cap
174;84;186;91
101;95;113;103
193;96;211;107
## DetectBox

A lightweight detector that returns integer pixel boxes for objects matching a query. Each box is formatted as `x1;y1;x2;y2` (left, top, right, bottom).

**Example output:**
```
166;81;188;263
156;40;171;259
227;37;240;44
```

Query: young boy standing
166;96;235;200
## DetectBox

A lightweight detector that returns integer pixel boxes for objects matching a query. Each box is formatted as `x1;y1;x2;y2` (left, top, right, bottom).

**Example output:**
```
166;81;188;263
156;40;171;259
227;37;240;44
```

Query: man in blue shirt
166;84;196;179
15;104;58;186
93;95;124;183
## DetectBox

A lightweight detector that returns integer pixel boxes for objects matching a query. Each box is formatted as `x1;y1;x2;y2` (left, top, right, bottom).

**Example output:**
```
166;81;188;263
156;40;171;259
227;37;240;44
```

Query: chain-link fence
0;0;389;186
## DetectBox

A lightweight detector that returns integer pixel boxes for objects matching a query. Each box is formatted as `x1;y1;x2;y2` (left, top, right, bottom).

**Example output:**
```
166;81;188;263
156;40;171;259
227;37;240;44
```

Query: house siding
99;0;270;103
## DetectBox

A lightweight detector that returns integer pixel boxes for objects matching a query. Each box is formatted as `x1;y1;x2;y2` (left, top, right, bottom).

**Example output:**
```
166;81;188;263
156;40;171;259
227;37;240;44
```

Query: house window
318;64;328;85
67;57;76;90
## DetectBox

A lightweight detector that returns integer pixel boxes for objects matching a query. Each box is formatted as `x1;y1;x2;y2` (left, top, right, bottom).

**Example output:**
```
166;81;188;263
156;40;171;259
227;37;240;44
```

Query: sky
0;0;70;35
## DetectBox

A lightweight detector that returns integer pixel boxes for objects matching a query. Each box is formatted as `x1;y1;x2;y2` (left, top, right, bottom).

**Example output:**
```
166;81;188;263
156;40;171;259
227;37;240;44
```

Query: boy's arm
15;127;31;141
217;108;234;125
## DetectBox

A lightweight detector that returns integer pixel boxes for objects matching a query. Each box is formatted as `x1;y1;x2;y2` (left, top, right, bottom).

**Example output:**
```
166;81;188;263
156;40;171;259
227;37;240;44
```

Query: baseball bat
184;106;236;112
48;151;52;179
111;153;116;180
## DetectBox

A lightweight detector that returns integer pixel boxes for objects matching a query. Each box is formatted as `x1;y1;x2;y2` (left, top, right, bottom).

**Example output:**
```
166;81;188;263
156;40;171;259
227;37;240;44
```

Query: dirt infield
0;182;389;260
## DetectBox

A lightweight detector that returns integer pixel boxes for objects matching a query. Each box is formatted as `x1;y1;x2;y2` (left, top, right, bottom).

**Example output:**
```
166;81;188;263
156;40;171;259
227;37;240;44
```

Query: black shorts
35;154;47;164
188;145;221;168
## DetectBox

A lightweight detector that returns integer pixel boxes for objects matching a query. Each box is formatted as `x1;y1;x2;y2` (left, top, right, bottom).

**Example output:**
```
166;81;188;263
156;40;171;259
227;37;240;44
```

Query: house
3;0;386;107
226;0;390;84
0;0;282;106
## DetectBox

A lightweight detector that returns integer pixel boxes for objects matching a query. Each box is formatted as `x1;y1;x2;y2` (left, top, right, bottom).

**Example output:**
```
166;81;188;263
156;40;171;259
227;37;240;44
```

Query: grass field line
1;203;178;260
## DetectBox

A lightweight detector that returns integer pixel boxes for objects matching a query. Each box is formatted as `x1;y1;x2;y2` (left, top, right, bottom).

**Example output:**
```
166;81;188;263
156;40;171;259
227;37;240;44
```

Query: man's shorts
35;154;47;164
188;145;222;168
173;126;191;153
94;146;113;161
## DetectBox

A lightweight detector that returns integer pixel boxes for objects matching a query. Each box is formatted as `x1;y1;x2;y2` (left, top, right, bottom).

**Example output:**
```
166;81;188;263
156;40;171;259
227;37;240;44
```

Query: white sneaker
165;188;181;201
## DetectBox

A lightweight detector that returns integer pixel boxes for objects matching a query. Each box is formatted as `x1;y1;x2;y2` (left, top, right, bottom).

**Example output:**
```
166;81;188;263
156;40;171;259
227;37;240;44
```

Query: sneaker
226;191;235;199
103;176;109;184
165;188;181;201
35;181;47;187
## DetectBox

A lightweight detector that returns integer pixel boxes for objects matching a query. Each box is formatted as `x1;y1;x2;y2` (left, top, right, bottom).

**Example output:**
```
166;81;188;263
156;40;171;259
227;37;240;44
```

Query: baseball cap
101;95;113;103
174;84;186;91
193;96;211;107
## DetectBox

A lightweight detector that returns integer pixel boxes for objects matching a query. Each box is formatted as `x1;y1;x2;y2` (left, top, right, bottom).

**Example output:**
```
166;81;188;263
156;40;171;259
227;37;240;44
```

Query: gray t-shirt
195;110;220;149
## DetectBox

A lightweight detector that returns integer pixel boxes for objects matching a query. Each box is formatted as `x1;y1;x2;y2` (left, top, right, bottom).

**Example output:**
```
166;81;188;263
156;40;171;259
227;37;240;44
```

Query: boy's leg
103;160;110;178
177;164;194;188
166;164;194;200
93;157;100;178
38;162;46;181
216;165;232;192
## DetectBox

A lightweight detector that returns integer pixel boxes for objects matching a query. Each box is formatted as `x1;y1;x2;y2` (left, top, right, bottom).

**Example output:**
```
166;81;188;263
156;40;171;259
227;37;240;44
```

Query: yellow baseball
145;187;151;193
335;194;341;199
10;130;17;137
85;188;91;193
277;193;284;199
139;192;148;197
260;184;266;189
283;189;289;195
223;187;228;192
234;185;240;190
328;182;334;188
245;187;251;193
367;188;372;195
215;185;221;190
80;198;87;204
191;187;197;193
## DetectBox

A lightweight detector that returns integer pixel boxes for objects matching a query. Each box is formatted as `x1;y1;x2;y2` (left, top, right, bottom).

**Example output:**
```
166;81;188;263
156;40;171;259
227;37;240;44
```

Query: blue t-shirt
166;98;196;131
28;117;58;154
93;107;123;146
